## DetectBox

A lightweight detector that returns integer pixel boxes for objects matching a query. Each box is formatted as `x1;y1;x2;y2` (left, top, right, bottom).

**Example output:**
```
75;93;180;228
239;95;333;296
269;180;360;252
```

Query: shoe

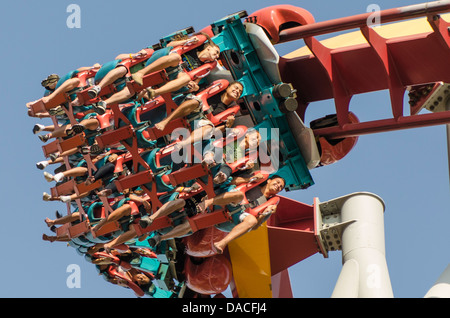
87;85;101;99
33;124;45;134
39;134;50;143
36;161;49;170
145;87;156;99
60;195;71;203
139;215;153;228
80;146;90;155
55;210;62;219
44;171;53;182
90;144;103;155
49;153;58;162
43;192;51;201
48;106;66;116
93;101;106;115
131;73;144;86
148;234;161;248
66;124;85;137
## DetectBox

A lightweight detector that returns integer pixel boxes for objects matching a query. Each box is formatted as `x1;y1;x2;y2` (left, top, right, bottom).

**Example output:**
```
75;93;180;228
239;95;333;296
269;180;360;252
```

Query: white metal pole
331;192;393;298
424;264;450;298
446;124;450;183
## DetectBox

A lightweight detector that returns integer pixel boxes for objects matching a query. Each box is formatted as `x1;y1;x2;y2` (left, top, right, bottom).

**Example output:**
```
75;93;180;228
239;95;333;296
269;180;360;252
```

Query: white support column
424;264;450;298
323;192;393;298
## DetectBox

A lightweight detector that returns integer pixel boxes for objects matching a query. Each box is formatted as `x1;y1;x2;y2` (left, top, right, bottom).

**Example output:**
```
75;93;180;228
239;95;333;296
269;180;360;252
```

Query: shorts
144;46;184;81
190;119;214;140
55;70;79;90
94;60;128;91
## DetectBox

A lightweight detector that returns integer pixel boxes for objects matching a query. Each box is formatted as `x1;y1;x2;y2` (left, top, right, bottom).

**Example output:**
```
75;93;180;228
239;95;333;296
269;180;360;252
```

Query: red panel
271;269;293;298
266;196;319;275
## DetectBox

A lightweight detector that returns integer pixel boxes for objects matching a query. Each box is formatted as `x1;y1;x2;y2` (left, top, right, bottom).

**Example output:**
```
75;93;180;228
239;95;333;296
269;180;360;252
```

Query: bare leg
155;99;199;131
148;199;185;223
200;191;244;213
75;117;100;131
213;214;258;254
92;204;132;233
102;86;135;106
45;211;81;227
132;54;182;85
103;227;138;251
159;219;193;241
42;78;80;104
151;72;191;97
97;66;127;89
45;166;87;182
42;233;71;242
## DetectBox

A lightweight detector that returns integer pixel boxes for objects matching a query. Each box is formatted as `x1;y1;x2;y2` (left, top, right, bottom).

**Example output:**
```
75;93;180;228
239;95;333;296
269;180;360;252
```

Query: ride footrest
94;221;121;237
59;133;87;153
76;179;103;194
114;170;153;192
42;139;59;157
168;164;209;186
28;93;67;113
126;71;168;95
51;179;76;197
55;223;70;237
188;210;230;233
133;217;173;237
67;220;90;238
96;125;134;148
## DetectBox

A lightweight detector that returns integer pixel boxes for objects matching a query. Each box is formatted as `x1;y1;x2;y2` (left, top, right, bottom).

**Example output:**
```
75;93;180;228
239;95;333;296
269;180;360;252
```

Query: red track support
360;26;405;121
276;2;450;139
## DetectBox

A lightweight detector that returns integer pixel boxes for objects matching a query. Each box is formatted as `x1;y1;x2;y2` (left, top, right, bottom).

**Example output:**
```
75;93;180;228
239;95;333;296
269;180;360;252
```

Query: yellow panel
227;223;273;298
283;13;450;58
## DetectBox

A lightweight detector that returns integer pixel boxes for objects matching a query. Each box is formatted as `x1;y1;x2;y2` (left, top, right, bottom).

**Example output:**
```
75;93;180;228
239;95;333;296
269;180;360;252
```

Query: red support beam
277;1;450;43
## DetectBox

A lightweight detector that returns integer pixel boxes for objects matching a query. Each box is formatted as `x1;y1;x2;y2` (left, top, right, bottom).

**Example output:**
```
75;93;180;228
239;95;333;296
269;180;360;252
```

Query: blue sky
1;0;449;298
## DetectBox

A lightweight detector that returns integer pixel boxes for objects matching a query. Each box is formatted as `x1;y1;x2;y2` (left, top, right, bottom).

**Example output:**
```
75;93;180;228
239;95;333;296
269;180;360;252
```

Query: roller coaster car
208;10;315;191
310;112;359;167
244;5;315;44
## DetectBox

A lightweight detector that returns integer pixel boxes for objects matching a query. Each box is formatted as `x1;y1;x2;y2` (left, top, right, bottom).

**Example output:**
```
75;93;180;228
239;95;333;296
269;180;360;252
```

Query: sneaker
43;192;52;201
49;153;58;162
93;101;106;115
66;124;85;137
139;215;153;228
145;87;156;100
90;144;103;155
148;234;161;248
39;134;50;143
48;106;66;116
43;171;54;182
36;161;49;170
87;85;101;99
131;73;144;86
33;124;45;134
55;210;62;219
60;195;71;203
